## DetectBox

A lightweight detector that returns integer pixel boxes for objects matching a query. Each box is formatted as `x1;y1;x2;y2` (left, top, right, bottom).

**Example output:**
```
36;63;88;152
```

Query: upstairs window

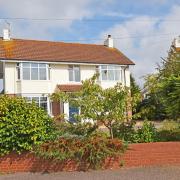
69;65;80;82
100;65;122;81
17;63;50;80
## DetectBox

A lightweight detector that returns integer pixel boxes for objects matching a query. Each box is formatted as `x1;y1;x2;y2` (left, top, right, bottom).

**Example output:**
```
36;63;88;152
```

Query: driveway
0;166;180;180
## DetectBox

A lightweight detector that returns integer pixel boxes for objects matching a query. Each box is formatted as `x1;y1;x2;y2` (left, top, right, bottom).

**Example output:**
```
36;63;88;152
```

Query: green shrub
157;120;180;141
113;121;137;142
136;120;157;143
35;133;124;169
113;121;157;143
157;129;180;142
0;95;55;156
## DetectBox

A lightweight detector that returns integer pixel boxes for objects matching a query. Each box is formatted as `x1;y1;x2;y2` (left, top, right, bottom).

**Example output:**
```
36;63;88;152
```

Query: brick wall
0;142;180;173
123;142;180;167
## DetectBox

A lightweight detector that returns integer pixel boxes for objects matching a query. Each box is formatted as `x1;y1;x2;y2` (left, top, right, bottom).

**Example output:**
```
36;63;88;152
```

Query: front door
69;103;79;123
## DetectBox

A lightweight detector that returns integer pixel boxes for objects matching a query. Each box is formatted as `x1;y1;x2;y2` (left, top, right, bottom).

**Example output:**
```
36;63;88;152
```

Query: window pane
48;66;50;80
32;97;39;102
115;66;121;70
39;64;46;68
23;68;30;80
39;68;47;80
69;69;73;81
40;97;48;111
108;70;114;80
108;65;115;70
31;63;38;68
101;70;107;80
25;97;31;102
31;97;39;107
31;68;38;80
40;102;48;111
74;65;79;69
74;70;80;82
122;69;125;83
115;70;120;80
40;97;47;101
17;67;20;80
101;65;107;69
22;63;30;68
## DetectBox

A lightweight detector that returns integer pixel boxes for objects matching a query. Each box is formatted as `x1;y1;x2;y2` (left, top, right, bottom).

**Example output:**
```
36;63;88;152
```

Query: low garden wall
0;142;180;173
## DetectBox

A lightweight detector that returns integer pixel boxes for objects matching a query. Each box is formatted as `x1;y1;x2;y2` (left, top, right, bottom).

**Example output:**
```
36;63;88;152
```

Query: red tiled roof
57;84;82;92
176;47;180;52
0;38;135;65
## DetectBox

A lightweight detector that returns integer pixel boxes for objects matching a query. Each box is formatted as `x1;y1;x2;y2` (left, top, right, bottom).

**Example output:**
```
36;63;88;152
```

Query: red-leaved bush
35;133;124;169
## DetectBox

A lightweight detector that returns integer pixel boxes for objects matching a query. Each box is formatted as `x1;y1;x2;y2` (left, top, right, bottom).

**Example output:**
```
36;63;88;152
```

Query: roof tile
57;84;82;92
0;38;134;65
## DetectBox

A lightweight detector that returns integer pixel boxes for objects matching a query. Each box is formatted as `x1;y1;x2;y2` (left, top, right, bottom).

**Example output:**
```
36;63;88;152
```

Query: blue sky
0;0;180;90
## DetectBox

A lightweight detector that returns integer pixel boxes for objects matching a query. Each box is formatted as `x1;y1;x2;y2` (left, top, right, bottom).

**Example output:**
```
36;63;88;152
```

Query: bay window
100;65;123;81
17;63;50;80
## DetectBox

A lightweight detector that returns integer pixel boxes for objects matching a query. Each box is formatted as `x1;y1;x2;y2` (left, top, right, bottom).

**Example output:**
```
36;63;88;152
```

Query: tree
159;75;180;120
139;42;180;120
51;74;129;139
130;75;141;118
138;74;166;120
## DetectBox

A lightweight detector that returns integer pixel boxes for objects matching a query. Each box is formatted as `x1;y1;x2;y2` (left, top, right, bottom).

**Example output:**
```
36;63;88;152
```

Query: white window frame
99;65;123;82
23;95;50;114
68;65;81;82
17;63;50;80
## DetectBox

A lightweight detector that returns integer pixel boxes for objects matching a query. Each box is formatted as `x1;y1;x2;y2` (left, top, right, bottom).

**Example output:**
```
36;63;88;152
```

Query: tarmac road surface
0;166;180;180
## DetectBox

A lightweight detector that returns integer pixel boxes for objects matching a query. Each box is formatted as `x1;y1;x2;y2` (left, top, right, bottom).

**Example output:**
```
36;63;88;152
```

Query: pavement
0;166;180;180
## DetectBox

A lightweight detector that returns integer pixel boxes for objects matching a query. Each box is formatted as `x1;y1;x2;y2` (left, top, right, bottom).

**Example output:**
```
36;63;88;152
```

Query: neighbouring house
0;29;134;121
168;36;180;59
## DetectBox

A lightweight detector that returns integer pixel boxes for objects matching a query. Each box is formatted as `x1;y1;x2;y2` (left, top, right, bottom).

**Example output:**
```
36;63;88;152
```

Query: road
0;166;180;180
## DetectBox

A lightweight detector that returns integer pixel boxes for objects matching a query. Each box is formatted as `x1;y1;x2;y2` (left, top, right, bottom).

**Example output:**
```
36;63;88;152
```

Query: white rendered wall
125;66;130;87
64;102;69;120
4;62;131;94
18;81;52;94
99;81;118;89
80;65;96;81
4;62;16;94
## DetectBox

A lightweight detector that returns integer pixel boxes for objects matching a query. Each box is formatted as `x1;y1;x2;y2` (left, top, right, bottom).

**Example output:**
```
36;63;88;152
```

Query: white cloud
99;5;180;87
0;0;97;39
0;0;179;88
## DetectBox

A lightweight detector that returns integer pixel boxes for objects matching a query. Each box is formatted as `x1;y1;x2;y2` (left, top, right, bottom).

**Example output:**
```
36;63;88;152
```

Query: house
0;29;134;121
169;36;180;58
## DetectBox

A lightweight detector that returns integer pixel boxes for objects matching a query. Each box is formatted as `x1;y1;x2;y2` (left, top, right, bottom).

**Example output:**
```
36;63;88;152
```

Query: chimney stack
3;28;11;41
104;35;113;48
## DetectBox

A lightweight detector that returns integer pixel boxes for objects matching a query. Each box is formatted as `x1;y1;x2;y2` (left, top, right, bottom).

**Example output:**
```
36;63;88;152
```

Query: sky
0;0;180;90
